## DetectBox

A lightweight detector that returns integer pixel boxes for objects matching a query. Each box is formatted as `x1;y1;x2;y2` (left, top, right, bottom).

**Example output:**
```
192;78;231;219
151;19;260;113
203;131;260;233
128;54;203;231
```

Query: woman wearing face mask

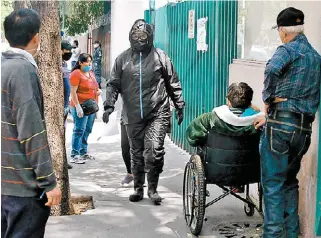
69;53;100;164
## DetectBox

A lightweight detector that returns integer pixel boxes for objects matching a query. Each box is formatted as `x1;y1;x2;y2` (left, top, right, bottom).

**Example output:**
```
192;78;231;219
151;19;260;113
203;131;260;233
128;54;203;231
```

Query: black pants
120;122;131;174
1;195;50;238
125;115;170;190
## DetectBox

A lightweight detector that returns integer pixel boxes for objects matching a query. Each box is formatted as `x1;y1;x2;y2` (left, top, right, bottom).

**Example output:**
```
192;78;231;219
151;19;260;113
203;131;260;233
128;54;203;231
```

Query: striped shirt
1;49;57;197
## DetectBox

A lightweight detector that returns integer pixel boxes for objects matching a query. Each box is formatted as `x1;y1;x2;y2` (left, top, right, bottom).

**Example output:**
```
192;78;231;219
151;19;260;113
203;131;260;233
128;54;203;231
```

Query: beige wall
76;34;88;55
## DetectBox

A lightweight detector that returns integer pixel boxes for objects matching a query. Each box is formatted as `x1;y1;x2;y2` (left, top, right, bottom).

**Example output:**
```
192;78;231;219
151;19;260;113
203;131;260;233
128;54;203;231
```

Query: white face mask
26;43;41;57
94;44;99;48
34;44;41;57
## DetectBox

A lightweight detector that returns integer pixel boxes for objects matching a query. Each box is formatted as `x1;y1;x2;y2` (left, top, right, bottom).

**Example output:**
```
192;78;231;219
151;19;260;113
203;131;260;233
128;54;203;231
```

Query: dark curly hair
226;82;253;109
71;53;92;72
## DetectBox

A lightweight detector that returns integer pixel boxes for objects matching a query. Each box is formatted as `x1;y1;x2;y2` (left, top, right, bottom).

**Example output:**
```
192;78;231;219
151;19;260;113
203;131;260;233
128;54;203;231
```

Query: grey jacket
1;49;57;197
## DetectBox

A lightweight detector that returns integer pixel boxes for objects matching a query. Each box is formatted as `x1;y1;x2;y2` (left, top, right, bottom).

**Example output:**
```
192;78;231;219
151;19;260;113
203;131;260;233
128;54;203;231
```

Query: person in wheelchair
186;82;264;192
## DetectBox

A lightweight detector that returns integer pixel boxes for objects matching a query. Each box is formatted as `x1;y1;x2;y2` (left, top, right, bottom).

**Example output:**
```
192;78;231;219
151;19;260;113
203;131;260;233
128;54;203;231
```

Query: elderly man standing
255;7;321;238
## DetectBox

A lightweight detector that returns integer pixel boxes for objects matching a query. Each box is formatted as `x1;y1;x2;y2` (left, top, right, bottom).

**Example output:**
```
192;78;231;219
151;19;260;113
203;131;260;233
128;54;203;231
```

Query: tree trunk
30;0;74;216
12;1;29;10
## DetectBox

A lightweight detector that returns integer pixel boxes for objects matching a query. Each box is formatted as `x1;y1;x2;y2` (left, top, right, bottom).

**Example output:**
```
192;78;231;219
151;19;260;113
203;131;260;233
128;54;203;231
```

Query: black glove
176;108;184;126
102;108;114;123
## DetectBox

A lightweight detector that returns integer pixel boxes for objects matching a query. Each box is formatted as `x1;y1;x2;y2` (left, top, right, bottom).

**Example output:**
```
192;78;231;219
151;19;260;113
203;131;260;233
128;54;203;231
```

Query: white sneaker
70;156;85;164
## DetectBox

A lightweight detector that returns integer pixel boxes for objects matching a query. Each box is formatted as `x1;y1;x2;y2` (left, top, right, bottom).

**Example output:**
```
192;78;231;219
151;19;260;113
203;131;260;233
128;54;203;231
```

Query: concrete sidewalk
45;120;262;238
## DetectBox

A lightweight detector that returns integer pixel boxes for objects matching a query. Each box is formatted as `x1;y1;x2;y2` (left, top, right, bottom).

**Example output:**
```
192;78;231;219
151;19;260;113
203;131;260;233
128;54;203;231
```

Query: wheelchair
183;128;264;236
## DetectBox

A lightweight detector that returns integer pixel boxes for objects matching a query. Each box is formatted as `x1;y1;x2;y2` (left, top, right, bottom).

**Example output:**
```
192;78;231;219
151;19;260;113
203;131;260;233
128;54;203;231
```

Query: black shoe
68;163;73;169
147;172;161;205
129;189;144;202
148;191;162;205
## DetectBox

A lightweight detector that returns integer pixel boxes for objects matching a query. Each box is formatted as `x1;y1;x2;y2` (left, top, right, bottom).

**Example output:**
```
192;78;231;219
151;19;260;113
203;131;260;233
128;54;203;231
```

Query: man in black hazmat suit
103;19;185;205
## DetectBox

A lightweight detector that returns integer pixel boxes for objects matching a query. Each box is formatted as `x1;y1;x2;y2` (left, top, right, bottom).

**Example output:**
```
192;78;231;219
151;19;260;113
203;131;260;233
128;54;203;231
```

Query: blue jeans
70;107;96;157
2;195;50;238
260;115;311;238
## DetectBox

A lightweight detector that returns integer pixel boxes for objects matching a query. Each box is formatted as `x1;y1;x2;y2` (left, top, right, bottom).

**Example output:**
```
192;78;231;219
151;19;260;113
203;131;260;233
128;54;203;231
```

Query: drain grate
213;222;262;238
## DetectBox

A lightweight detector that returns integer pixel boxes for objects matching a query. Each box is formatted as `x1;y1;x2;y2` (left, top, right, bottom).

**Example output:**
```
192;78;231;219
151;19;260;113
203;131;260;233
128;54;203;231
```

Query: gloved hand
64;107;70;117
75;104;84;118
103;108;114;123
176;108;184;126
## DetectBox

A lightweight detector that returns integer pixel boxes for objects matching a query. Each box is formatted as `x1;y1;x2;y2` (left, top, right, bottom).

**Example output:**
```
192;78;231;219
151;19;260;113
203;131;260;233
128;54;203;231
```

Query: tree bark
30;0;74;216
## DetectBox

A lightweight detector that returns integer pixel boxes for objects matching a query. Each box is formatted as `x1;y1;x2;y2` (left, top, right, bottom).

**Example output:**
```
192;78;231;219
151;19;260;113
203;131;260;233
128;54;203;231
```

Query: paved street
45;116;262;238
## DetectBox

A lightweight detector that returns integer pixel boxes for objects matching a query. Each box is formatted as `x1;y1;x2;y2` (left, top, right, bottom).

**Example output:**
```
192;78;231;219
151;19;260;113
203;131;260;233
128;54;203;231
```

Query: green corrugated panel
144;9;155;25
146;1;238;153
144;10;151;24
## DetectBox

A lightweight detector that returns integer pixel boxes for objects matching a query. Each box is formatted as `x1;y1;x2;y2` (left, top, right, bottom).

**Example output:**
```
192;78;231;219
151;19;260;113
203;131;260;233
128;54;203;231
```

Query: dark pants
1;195;50;238
125;115;170;191
121;121;131;174
260;112;312;238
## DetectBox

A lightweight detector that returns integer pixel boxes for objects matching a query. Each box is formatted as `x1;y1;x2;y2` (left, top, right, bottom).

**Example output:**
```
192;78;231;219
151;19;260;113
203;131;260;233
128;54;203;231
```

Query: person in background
120;113;133;186
69;53;100;164
103;19;184;205
71;40;81;68
61;40;72;122
93;40;102;89
61;40;73;170
2;8;61;238
254;7;321;237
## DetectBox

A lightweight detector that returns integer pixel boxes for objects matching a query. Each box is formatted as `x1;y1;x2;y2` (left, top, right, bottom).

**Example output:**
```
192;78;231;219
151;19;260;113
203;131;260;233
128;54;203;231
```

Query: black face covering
62;52;72;61
129;19;154;53
131;39;149;52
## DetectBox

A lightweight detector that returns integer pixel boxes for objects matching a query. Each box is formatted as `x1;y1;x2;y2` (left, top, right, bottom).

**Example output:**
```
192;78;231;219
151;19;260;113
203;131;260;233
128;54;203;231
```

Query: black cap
93;40;100;44
61;40;73;50
272;7;304;29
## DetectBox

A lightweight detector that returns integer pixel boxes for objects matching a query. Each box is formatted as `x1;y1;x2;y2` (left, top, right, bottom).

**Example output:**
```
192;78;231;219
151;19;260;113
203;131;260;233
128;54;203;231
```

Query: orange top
69;69;99;107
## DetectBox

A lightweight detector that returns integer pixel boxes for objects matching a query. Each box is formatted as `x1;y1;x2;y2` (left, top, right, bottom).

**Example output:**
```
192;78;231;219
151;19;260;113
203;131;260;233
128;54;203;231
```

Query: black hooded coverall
104;20;184;198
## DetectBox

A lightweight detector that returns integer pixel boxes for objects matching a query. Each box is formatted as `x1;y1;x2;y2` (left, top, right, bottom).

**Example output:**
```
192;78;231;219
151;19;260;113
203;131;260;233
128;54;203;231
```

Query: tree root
71;195;95;215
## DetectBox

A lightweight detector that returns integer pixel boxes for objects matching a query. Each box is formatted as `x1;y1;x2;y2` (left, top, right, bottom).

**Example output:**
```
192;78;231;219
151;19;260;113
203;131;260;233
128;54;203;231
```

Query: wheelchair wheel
244;202;255;217
183;154;206;236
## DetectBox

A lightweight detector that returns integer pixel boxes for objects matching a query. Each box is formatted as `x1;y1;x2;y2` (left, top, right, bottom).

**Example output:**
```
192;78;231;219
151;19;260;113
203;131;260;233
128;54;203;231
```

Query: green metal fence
146;1;238;153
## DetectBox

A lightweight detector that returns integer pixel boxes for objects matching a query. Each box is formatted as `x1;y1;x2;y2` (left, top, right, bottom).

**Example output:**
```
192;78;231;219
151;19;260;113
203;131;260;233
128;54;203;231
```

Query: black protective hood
129;19;154;53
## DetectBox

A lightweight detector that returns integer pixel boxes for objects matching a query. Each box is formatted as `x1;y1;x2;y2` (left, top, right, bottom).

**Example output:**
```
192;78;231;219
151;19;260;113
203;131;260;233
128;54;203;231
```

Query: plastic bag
93;110;119;141
96;94;104;120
